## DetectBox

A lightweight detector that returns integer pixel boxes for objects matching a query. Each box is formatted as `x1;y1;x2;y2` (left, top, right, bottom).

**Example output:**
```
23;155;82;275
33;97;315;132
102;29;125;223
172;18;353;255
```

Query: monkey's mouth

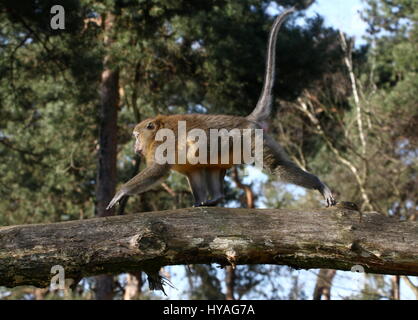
135;141;144;155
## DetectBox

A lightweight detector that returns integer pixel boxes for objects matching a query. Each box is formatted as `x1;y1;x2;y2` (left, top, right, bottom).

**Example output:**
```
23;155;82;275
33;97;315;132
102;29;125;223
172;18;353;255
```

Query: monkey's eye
146;122;154;130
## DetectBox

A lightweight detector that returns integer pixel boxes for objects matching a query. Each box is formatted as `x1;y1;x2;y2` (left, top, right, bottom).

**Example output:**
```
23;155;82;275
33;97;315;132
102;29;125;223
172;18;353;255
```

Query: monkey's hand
319;183;336;207
106;190;125;210
106;163;171;210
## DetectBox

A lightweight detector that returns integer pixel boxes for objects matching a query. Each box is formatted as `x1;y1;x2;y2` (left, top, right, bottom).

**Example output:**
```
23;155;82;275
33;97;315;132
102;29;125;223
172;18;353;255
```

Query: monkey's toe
326;196;337;207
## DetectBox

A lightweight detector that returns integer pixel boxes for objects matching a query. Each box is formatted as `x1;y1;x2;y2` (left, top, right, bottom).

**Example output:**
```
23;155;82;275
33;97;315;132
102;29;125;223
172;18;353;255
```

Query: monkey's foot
193;196;224;207
193;202;206;207
326;194;337;207
318;184;336;207
202;196;224;207
209;196;225;206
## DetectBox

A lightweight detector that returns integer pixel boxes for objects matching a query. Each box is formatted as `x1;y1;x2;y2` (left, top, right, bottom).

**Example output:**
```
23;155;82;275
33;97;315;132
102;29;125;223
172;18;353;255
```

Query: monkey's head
133;117;164;156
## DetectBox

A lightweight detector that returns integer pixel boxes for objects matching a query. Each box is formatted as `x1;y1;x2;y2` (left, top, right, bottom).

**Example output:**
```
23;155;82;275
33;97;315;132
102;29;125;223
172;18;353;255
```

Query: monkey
106;7;336;211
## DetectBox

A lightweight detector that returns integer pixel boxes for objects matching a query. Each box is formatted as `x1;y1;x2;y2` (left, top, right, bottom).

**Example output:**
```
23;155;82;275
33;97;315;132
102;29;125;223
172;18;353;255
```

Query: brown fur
134;114;256;172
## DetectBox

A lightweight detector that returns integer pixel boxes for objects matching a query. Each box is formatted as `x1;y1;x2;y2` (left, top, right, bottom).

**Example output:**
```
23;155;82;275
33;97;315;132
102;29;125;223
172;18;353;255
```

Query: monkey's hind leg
263;135;336;207
186;170;209;207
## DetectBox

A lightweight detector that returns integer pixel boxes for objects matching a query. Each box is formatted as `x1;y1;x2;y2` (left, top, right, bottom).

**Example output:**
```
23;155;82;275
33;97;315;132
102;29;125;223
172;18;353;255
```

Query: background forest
0;0;417;300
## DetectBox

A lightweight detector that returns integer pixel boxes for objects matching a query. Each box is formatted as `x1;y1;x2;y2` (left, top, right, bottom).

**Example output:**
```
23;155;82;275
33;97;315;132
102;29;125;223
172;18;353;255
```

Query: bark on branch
0;207;417;288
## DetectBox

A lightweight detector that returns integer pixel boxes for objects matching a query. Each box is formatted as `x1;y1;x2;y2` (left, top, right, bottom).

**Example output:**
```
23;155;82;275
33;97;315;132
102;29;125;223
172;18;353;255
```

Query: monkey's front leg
106;163;171;210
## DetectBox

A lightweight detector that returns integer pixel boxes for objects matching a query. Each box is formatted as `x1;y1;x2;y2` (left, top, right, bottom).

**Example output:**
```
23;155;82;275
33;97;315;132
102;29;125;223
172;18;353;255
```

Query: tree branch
402;276;418;298
339;31;367;156
295;98;373;211
0;207;417;288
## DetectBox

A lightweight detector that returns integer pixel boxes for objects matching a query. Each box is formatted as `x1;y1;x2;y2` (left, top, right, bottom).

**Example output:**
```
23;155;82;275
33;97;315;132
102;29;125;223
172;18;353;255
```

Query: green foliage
0;1;101;225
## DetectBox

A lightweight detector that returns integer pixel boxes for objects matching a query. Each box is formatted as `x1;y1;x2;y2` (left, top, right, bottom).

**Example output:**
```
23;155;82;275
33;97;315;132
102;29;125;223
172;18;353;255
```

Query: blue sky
268;0;369;45
306;0;369;45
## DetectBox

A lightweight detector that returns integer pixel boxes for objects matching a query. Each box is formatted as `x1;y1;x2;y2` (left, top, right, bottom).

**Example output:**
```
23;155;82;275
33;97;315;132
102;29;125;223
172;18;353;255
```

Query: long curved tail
247;7;295;123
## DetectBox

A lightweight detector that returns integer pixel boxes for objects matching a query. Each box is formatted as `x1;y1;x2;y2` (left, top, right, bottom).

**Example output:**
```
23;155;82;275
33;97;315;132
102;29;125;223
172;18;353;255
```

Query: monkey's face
133;118;161;156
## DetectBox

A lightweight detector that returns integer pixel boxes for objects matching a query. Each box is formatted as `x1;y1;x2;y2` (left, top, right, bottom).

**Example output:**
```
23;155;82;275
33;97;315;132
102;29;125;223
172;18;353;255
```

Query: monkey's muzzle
134;140;143;155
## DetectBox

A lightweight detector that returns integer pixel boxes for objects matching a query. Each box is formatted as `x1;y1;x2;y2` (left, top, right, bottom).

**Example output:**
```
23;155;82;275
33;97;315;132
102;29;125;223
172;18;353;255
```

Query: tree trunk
94;12;119;300
313;269;337;300
96;65;118;217
123;272;143;300
225;265;236;300
390;275;400;300
401;276;418;299
1;207;417;289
